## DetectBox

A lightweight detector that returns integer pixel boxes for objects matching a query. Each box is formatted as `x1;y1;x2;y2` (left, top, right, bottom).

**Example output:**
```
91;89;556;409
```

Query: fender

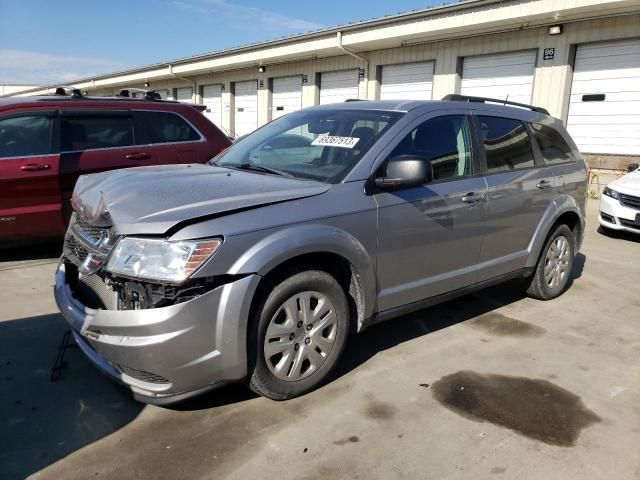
526;195;584;269
227;223;377;324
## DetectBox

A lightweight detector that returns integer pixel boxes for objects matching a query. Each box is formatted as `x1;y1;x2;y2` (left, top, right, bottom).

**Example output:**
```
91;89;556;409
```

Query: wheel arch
228;224;376;331
526;195;585;269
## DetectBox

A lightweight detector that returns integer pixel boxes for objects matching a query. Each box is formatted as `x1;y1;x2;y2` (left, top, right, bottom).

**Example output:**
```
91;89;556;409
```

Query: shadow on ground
597;226;640;244
0;255;587;478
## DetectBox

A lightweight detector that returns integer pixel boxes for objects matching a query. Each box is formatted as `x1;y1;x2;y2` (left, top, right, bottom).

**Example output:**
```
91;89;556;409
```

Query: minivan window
0;115;53;158
390;115;474;181
478;116;535;173
215;109;402;183
530;123;574;165
134;111;200;144
61;116;134;152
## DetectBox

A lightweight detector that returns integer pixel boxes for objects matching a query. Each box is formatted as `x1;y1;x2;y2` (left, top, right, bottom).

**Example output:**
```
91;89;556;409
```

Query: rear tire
526;224;575;300
247;270;350;400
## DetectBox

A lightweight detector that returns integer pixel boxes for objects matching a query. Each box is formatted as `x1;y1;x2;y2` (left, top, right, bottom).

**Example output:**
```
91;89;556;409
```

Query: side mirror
374;155;432;190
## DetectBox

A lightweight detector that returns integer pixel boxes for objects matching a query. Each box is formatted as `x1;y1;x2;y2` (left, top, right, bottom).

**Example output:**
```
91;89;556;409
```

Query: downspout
168;64;197;102
337;31;369;99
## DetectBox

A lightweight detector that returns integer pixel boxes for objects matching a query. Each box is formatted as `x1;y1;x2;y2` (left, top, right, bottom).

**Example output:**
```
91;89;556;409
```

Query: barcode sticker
311;135;360;149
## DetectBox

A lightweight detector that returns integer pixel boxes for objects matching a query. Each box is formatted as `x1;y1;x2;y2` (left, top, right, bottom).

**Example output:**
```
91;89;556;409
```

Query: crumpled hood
610;169;640;193
72;164;330;235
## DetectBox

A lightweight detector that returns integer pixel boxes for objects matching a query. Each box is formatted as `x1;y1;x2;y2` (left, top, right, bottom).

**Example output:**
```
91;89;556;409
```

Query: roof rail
442;94;549;115
344;98;364;102
54;86;84;98
118;88;162;101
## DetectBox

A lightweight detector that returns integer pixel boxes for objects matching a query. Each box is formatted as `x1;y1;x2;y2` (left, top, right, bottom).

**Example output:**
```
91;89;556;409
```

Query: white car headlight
602;186;619;200
105;237;222;283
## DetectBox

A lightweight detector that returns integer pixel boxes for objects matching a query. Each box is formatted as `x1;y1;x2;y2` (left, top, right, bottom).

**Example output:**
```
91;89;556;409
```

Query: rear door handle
20;163;50;171
461;192;486;204
125;152;151;160
536;179;553;189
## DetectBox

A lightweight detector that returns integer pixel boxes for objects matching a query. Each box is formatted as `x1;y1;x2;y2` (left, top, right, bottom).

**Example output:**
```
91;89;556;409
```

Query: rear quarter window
134;111;200;144
530;123;575;165
477;116;535;173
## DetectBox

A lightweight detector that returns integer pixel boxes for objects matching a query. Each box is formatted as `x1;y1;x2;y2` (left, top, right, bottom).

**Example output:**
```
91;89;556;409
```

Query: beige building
9;0;640;168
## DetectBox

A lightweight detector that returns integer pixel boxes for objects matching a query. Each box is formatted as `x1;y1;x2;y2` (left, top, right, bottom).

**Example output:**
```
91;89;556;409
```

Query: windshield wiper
235;162;295;178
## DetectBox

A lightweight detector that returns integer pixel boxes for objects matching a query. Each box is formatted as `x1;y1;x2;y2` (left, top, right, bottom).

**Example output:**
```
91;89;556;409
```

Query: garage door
176;87;193;103
567;39;640;155
272;76;302;120
380;62;434;100
202;84;223;129
234;80;258;137
320;70;359;105
461;51;536;104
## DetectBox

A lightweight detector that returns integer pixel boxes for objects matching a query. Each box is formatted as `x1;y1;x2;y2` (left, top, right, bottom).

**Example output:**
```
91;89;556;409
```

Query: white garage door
272;76;302;120
320;70;359;105
461;51;536;104
176;87;193;103
234;80;258;137
567;39;640;155
202;84;223;129
380;62;434;100
155;89;169;99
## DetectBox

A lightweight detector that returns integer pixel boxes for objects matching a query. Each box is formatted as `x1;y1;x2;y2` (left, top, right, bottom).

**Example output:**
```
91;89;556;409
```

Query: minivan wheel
247;270;350;400
526;224;575;300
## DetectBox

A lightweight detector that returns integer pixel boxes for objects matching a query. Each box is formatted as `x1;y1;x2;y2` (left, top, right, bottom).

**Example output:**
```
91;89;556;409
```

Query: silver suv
54;96;587;404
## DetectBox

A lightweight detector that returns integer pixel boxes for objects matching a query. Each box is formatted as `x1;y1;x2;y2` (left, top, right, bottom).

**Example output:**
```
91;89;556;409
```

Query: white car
599;166;640;234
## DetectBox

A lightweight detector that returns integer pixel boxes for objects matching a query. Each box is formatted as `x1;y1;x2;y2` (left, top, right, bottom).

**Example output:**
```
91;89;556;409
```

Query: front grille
619;218;640;230
117;364;171;385
64;213;118;272
74;214;108;243
65;233;90;265
619;193;640;210
74;273;118;310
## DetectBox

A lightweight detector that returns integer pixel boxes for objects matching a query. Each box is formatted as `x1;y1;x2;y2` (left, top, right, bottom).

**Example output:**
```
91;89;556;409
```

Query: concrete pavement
1;200;639;480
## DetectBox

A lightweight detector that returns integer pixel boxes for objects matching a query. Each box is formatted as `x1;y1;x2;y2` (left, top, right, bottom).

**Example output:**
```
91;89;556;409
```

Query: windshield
215;109;403;183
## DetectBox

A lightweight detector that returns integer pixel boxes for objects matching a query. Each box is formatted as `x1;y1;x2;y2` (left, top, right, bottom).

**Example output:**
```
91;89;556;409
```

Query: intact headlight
105;237;222;283
602;186;620;200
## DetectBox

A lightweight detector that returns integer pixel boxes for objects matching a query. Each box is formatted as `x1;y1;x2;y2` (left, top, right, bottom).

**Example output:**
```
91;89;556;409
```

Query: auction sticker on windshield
311;135;360;149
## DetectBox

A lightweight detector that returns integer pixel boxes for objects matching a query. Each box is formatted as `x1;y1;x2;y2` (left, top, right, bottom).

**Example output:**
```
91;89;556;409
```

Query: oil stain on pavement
431;371;601;447
466;312;546;338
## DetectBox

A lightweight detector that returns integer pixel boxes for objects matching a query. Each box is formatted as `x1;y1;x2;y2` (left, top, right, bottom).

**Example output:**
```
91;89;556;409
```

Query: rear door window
477;116;535;173
133;111;200;144
60;114;134;152
530;123;574;165
0;114;53;158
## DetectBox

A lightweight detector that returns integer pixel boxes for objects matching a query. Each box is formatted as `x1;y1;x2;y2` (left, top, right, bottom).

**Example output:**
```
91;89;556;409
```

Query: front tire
247;270;350;400
526;224;575;300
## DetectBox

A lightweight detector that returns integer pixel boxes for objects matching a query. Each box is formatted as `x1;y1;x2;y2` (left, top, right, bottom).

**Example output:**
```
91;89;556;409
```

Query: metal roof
8;0;501;95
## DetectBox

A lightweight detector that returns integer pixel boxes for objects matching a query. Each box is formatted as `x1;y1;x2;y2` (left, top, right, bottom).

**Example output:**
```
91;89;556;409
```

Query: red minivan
0;93;231;244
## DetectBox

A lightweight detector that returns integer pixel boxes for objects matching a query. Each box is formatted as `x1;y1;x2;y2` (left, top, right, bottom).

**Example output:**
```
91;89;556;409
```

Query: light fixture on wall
258;65;266;73
548;24;563;35
144;81;150;87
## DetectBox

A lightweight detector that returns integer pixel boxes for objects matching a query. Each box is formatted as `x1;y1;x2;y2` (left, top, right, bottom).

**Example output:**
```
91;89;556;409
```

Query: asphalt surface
1;200;639;480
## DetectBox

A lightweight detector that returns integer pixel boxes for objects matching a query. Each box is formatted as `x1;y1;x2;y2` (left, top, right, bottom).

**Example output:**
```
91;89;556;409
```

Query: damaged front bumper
54;262;261;405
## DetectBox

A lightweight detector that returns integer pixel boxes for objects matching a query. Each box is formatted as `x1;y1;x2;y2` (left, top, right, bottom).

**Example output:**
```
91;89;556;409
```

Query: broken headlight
105;237;222;283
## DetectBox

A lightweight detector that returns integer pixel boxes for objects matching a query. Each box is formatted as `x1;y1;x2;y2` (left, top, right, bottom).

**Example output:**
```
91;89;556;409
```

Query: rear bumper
54;262;261;404
599;194;640;234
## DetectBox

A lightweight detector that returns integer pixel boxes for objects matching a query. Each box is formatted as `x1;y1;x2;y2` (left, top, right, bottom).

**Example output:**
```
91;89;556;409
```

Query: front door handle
461;192;486;204
20;163;50;171
125;152;151;160
536;179;553;189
